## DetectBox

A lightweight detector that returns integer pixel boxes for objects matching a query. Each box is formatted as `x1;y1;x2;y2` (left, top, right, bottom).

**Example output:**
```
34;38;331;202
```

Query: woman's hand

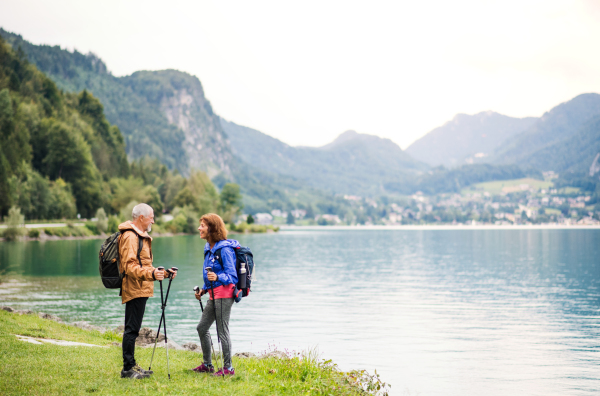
207;272;218;282
195;289;207;300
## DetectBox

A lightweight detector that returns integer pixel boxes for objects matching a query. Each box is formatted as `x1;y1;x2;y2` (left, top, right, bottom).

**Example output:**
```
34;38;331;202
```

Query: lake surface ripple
1;229;599;395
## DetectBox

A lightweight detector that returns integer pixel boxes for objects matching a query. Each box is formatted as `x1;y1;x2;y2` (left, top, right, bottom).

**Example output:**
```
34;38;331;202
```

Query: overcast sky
2;0;600;148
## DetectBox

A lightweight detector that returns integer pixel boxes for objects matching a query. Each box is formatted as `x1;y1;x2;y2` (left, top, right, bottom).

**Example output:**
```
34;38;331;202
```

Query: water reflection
1;229;600;395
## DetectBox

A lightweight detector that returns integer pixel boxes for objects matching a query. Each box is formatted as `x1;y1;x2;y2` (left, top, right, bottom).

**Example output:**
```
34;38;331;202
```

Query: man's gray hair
132;203;153;220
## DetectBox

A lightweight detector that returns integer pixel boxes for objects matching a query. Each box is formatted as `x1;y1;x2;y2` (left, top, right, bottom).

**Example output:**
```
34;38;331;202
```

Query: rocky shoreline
1;305;285;359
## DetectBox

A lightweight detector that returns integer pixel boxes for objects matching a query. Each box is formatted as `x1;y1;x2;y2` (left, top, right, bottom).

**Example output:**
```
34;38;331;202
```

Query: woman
193;213;239;376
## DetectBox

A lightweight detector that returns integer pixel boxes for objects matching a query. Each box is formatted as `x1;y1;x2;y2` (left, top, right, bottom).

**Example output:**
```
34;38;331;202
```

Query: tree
3;206;25;241
96;207;108;233
219;183;243;223
247;214;254;224
287;211;295;225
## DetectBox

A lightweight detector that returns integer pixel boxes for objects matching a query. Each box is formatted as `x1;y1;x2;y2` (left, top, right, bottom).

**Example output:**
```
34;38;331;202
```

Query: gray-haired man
117;203;176;379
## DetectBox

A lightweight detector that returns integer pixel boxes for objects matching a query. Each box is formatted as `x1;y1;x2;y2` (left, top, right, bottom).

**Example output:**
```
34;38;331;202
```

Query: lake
1;228;600;395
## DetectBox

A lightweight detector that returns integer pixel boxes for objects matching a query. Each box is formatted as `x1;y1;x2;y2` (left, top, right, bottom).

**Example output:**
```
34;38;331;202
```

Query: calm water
1;229;600;395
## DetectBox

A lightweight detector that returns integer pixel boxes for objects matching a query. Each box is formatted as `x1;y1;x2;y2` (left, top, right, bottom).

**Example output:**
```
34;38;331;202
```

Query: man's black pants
123;297;148;371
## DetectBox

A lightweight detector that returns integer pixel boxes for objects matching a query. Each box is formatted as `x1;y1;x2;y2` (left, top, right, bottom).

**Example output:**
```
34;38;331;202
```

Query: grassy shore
0;310;388;395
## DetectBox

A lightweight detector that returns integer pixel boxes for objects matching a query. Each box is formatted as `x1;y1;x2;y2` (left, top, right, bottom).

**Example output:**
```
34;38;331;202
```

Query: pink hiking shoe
192;363;215;373
213;367;235;376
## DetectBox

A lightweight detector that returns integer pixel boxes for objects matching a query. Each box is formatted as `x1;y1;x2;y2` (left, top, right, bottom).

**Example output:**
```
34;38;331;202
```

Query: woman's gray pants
197;297;234;368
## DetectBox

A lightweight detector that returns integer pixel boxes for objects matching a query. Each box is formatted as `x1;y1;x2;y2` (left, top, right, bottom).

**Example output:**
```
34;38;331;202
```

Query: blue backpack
207;245;254;303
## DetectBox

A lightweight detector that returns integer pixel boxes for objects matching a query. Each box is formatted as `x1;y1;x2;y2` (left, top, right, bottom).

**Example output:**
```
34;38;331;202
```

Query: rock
111;341;121;347
38;312;63;323
1;306;14;312
114;325;125;334
16;310;34;315
182;342;201;352
136;327;165;345
234;351;257;358
261;351;288;359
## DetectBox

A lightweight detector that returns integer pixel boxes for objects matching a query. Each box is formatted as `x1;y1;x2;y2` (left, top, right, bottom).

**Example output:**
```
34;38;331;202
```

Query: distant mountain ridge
406;111;537;167
221;119;427;195
491;93;600;171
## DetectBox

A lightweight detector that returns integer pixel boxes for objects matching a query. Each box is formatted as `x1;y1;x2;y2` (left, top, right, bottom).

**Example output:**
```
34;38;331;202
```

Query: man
118;203;176;379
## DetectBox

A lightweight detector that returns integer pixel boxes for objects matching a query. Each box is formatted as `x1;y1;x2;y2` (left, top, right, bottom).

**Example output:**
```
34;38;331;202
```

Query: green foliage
166;206;199;234
8;166;77;220
95;207;107;233
230;222;279;233
27;228;39;238
3;206;25;240
385;164;541;195
107;215;119;234
109;177;163;214
0;35;129;218
247;214;254;224
42;226;93;237
287;211;295;225
219;183;242;223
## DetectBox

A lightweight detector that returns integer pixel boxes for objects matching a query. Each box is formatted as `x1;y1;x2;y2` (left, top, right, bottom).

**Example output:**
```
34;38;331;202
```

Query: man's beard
146;225;152;232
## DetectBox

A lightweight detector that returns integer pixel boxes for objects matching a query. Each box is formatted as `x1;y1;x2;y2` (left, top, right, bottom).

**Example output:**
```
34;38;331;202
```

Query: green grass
463;178;553;195
0;310;387;395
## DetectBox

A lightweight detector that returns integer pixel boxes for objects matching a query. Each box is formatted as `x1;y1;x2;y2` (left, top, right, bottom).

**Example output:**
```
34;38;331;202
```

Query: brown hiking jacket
118;221;156;304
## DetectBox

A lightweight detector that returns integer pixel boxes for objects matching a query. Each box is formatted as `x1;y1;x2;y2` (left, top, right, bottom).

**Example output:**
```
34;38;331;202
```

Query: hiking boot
121;366;150;379
133;364;153;375
213;367;235;376
192;363;215;373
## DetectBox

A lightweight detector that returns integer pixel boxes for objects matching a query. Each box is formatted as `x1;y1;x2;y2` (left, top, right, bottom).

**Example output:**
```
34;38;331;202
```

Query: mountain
221;119;427;195
0;34;129;217
0;29;234;177
511;114;600;173
120;70;234;178
492;93;600;171
405;111;537;167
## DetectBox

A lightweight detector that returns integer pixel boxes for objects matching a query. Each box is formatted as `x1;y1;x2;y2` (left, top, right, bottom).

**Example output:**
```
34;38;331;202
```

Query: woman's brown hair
200;213;228;244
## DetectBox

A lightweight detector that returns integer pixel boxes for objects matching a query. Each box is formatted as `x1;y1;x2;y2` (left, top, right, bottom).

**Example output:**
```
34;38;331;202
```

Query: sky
2;0;600;148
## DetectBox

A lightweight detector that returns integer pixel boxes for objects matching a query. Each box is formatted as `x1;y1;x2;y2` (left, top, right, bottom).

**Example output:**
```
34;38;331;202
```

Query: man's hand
154;269;165;281
207;272;218;282
167;268;177;280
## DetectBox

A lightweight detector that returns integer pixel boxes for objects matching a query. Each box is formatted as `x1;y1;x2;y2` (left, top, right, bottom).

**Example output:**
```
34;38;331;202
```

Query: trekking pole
149;266;178;377
149;266;166;372
162;267;177;380
194;286;217;363
206;267;225;378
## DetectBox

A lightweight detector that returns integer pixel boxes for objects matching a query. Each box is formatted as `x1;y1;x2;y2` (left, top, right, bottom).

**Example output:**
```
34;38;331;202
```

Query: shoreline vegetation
0;216;280;242
0;306;390;395
1;222;598;242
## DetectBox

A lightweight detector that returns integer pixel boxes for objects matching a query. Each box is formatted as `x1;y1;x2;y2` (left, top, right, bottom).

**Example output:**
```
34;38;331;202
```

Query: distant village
245;172;600;227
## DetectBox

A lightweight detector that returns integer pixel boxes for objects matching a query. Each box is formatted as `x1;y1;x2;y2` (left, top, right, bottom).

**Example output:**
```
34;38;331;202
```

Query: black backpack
99;230;143;289
208;244;254;301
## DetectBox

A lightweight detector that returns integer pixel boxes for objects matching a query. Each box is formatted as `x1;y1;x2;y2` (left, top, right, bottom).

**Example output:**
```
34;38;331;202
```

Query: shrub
95;207;108;233
3;206;26;241
27;229;40;238
107;215;120;234
85;222;99;235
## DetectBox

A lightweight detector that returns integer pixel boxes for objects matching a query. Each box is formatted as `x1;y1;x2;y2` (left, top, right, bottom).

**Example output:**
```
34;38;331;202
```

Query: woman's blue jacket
202;239;239;291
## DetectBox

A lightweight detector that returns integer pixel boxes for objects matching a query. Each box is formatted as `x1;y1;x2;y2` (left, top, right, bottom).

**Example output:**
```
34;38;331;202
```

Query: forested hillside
406;111;537;167
0;29;192;173
0;36;128;218
0;35;241;227
521;114;600;173
492;93;600;169
221;119;427;195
